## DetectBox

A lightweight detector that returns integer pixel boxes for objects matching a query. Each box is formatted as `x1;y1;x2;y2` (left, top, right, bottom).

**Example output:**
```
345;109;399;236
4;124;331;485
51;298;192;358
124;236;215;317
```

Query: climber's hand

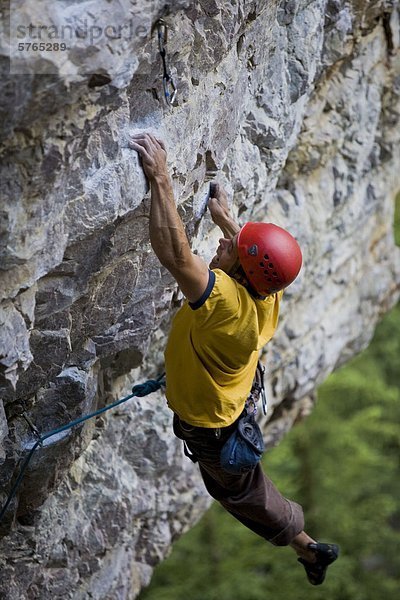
129;133;168;181
208;183;232;227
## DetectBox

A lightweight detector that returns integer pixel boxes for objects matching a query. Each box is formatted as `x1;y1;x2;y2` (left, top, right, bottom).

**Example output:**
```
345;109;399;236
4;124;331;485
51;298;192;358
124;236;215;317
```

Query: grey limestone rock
0;0;400;598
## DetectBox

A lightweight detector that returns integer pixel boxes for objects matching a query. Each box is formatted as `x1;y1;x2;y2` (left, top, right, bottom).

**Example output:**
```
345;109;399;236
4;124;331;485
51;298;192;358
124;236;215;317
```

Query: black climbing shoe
298;542;339;586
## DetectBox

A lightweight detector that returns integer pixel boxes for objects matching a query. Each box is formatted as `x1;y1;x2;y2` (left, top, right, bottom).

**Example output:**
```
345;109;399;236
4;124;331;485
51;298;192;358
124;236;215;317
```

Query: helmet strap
229;262;266;300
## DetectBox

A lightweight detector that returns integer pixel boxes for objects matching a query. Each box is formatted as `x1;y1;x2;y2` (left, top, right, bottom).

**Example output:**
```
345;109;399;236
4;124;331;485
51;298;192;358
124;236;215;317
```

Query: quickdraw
245;362;267;416
157;19;177;106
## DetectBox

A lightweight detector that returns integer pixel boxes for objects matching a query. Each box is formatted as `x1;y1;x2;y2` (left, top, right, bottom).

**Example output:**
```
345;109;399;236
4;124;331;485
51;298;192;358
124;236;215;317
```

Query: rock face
0;0;399;598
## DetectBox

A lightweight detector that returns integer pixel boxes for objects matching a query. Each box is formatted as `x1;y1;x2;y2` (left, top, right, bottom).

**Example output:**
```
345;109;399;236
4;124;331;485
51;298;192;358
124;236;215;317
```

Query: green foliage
394;191;400;246
139;303;400;600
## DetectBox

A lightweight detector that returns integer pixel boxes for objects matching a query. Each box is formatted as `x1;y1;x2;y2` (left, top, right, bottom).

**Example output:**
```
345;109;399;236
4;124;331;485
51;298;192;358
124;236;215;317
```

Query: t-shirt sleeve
189;269;240;327
256;289;283;347
188;270;216;310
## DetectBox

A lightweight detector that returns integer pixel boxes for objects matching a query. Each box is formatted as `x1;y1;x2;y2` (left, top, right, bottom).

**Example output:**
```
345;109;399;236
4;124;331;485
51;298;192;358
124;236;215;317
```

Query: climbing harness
156;19;177;106
178;362;268;472
0;374;165;525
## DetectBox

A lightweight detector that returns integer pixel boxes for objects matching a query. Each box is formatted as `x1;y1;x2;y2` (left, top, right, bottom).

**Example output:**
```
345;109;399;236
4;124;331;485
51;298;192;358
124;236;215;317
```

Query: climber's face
209;234;239;273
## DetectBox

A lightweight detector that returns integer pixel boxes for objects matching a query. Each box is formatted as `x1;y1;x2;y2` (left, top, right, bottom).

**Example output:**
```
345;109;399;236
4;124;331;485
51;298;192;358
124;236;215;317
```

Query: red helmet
237;222;302;295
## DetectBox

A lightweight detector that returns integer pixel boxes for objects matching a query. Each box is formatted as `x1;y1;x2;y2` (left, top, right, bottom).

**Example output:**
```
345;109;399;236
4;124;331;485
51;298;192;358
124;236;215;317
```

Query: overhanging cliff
0;1;400;598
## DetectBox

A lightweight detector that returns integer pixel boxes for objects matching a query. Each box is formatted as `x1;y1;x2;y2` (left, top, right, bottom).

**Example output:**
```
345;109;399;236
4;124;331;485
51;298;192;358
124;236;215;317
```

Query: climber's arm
208;183;240;239
130;133;209;303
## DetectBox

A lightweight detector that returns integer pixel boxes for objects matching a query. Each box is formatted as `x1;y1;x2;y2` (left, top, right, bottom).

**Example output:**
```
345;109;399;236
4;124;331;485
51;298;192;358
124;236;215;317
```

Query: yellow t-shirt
164;269;282;428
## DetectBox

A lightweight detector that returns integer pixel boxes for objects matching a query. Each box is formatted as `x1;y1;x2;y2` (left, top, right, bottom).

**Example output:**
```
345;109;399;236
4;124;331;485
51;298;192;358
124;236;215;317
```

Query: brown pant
173;414;304;546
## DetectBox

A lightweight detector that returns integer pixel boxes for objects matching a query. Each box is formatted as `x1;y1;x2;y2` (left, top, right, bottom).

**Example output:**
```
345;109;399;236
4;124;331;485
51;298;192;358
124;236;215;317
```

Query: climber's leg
173;415;304;545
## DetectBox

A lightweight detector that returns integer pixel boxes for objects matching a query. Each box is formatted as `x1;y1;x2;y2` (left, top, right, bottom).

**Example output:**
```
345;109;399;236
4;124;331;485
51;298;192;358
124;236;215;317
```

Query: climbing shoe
298;542;339;586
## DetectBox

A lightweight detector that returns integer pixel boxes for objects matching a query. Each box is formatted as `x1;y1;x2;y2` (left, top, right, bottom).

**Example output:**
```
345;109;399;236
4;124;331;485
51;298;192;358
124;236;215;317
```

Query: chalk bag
220;413;265;474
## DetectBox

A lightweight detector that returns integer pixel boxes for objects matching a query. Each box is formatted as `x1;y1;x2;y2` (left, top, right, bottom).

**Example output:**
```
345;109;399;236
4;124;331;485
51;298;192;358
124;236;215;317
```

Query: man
130;132;339;586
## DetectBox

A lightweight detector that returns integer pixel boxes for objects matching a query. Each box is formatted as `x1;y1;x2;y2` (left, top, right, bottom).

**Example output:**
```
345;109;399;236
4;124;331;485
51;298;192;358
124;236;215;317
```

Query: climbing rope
0;373;165;524
157;19;177;106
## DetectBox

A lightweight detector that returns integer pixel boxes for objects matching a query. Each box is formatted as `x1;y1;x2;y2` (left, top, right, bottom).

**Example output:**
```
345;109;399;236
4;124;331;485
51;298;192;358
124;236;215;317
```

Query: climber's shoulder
167;252;211;305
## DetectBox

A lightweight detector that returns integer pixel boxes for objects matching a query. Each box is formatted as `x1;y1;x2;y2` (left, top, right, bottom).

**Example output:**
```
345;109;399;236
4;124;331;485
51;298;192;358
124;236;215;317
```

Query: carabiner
163;75;177;106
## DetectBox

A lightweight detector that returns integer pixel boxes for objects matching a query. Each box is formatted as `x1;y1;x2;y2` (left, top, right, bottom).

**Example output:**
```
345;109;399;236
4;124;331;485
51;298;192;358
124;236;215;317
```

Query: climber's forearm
207;186;240;239
217;215;241;239
149;174;192;269
129;132;208;295
129;133;229;301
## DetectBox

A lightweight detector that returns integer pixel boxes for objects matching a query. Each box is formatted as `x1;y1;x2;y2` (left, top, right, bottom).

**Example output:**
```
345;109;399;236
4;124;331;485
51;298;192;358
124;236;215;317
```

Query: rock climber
129;132;339;586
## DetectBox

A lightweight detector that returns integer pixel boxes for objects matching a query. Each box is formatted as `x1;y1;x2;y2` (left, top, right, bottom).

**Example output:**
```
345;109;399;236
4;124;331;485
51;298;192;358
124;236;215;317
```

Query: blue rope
0;374;165;524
